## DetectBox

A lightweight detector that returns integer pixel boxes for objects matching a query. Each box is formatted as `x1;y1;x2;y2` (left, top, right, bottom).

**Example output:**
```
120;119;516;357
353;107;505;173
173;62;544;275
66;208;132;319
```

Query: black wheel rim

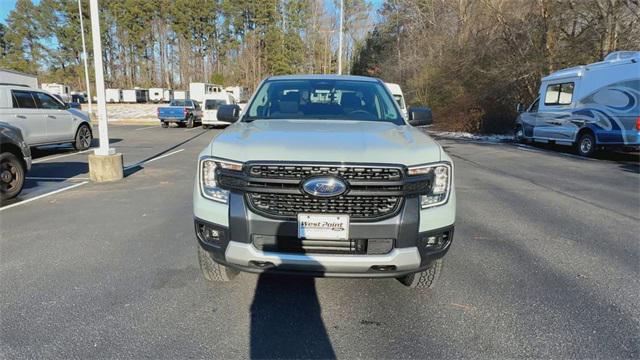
0;159;21;192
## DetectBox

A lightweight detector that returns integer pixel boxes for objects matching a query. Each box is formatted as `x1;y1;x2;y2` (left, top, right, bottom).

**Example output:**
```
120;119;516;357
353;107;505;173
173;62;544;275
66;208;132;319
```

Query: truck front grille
247;193;402;220
248;164;402;181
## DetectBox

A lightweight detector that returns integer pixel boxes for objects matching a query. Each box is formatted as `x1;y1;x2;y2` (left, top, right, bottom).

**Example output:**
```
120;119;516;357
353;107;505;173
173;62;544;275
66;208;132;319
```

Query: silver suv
0;84;93;150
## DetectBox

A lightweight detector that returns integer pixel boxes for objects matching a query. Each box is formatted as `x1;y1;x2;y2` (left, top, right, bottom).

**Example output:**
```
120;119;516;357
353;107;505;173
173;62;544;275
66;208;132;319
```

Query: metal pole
337;0;343;75
89;0;112;156
78;0;92;118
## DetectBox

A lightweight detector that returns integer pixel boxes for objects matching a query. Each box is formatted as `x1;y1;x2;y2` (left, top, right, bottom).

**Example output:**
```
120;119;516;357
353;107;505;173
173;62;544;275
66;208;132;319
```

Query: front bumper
194;188;456;277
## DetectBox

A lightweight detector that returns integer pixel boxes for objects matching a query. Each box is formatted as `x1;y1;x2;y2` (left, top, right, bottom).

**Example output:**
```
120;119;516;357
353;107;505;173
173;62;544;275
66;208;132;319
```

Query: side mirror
217;104;241;123
408;107;433;126
516;103;525;113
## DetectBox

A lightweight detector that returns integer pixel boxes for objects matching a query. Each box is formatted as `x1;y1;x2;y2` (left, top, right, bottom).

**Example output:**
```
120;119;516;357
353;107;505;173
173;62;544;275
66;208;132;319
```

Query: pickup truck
157;99;202;128
193;75;456;289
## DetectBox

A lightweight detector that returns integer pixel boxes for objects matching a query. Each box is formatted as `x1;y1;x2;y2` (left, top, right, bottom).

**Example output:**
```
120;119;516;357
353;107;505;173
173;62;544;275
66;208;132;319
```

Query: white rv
106;88;122;103
224;86;247;103
123;89;148;103
385;83;408;118
189;82;224;103
0;69;38;88
174;90;189;100
201;92;236;129
516;51;640;157
41;83;71;102
162;89;173;102
148;87;165;103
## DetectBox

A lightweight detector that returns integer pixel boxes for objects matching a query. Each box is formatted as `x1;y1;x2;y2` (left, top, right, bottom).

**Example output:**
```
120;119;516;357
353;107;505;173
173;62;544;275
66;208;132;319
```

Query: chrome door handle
48;115;56;119
15;114;26;119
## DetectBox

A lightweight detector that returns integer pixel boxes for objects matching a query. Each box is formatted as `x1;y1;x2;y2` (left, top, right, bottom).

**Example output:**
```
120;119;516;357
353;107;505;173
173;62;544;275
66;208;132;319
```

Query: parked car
0;121;31;201
515;51;640;157
193;75;455;289
157;99;202;128
202;93;236;129
385;82;408;119
0;84;93;150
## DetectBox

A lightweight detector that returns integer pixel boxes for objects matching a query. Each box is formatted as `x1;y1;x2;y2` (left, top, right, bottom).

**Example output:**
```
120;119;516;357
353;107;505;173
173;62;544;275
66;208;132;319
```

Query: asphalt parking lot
1;124;638;359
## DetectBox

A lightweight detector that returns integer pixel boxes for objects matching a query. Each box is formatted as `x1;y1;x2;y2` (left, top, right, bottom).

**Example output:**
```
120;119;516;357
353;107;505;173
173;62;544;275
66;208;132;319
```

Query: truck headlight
199;157;242;203
408;162;452;209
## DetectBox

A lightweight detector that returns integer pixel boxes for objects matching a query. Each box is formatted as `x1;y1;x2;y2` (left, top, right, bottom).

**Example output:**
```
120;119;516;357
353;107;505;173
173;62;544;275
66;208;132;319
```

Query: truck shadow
249;269;335;359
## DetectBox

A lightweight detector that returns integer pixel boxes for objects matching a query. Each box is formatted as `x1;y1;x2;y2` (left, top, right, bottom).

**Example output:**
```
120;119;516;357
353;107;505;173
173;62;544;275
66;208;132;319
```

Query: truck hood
208;119;442;165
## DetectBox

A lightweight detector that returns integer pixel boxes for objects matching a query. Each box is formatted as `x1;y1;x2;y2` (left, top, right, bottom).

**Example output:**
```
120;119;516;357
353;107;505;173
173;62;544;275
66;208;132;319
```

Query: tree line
0;0;371;92
352;0;639;133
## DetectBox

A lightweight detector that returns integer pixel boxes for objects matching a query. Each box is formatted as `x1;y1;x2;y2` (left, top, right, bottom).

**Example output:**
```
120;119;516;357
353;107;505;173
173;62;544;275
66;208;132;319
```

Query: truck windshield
244;79;404;124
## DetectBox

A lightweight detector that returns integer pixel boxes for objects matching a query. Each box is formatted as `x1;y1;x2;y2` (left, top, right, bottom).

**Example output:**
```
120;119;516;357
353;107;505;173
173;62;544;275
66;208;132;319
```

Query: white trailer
189;82;224;103
162;89;173;102
0;68;38;88
106;88;122;103
123;89;148;103
41;83;71;102
225;86;247;103
149;87;165;103
174;90;189;100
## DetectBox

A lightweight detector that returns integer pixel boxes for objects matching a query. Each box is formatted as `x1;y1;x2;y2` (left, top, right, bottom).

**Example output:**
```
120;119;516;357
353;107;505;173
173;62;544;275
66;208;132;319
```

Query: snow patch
425;130;513;143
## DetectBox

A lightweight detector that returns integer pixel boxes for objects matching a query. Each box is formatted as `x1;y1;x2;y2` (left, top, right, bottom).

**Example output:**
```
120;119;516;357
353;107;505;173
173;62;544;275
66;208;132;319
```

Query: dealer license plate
297;213;350;240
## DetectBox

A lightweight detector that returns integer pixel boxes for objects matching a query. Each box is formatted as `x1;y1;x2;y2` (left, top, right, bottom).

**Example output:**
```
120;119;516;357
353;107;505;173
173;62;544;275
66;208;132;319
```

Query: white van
201;92;236;128
385;83;408;118
515;51;640;156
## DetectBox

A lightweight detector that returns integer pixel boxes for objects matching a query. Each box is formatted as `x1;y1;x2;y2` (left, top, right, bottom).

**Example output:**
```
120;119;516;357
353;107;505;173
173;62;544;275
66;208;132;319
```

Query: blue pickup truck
157;99;202;128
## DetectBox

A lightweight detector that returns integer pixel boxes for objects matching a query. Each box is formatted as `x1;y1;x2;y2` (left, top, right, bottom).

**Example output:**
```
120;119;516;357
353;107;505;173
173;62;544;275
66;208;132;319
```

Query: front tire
73;124;92;150
514;125;525;143
161;121;169;128
197;246;239;282
397;259;443;289
576;132;597;157
0;152;25;202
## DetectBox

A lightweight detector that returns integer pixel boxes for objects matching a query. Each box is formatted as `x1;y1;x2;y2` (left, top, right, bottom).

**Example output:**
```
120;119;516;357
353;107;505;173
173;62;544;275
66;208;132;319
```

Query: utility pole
337;0;344;75
87;0;123;182
78;0;92;118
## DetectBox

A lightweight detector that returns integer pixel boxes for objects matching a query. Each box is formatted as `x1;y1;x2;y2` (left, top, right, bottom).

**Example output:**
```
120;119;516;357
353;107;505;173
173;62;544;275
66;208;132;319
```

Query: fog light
197;223;223;244
426;236;439;246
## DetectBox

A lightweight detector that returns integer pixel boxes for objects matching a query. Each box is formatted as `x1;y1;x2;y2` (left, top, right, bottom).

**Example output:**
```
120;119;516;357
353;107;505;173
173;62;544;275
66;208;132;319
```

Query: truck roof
266;74;380;83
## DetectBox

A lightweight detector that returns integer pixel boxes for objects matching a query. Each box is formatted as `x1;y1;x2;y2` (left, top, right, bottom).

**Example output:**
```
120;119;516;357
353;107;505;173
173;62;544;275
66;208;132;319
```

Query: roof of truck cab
266;74;380;82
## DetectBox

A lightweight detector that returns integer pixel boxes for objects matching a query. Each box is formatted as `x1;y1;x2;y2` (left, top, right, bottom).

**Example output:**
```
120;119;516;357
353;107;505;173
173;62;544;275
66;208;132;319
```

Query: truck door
535;81;577;142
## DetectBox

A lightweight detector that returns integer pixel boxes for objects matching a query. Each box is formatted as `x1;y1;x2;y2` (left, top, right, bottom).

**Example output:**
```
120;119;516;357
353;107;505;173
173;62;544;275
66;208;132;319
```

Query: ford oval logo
302;177;347;197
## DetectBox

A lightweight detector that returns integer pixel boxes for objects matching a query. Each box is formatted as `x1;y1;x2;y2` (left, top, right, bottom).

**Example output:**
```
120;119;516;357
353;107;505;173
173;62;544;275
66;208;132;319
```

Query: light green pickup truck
193;75;456;289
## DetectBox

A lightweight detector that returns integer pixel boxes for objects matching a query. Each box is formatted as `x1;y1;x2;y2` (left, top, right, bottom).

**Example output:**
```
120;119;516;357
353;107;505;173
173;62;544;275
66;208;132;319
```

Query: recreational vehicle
162;89;173;102
106;88;122;103
174;90;189;100
41;83;71;102
149;87;165;103
123;89;148;103
224;86;247;103
189;82;224;103
515;51;640;156
0;69;38;88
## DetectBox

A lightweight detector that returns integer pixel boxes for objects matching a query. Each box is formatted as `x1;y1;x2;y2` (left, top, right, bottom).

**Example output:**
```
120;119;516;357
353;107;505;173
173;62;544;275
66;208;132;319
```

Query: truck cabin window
205;99;226;110
244;79;404;125
170;99;188;107
544;82;574;105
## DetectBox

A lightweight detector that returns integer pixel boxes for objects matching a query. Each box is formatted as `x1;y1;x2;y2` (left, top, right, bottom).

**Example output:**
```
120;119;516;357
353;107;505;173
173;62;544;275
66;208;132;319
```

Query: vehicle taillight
184;108;189;116
636;116;640;131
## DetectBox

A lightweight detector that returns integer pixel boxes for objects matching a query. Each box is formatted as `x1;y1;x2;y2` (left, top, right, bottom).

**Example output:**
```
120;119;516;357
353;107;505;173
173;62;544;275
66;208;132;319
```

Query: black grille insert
248;164;403;181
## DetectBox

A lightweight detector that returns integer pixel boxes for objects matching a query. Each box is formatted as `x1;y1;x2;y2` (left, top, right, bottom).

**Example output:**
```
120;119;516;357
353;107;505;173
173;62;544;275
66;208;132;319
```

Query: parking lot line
134;125;158;131
32;149;92;164
0;181;88;212
124;148;185;170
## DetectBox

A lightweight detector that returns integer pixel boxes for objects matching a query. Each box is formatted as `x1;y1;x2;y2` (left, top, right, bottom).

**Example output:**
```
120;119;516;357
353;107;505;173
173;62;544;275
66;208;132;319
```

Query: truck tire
197;246;239;282
397;259;443;289
161;121;169;128
0;152;25;202
186;116;194;129
514;125;525;143
576;132;597;157
73;124;92;150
